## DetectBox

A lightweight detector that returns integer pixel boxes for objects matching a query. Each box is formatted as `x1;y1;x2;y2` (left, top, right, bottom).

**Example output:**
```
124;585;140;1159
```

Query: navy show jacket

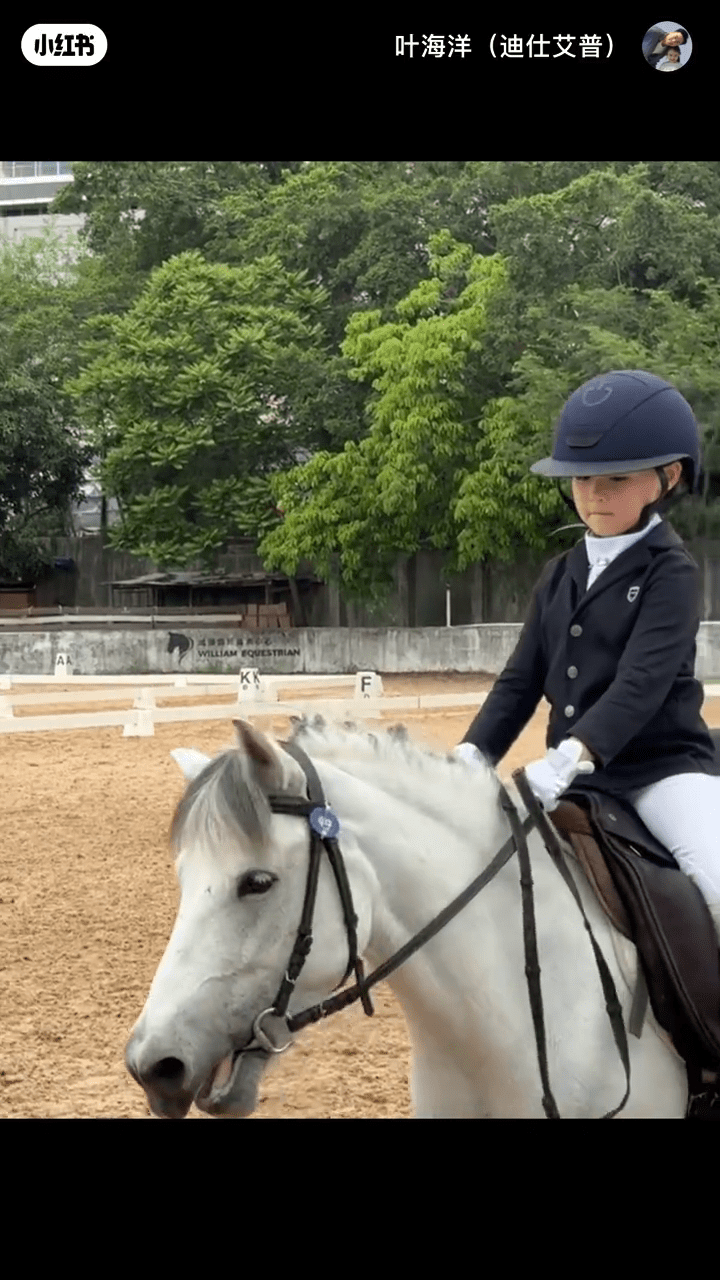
462;520;720;797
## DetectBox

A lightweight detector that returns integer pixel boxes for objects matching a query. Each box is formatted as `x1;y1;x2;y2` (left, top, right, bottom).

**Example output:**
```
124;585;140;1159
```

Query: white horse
125;716;689;1118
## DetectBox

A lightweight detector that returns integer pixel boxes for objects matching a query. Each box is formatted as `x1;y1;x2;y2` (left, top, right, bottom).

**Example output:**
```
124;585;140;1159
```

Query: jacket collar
566;519;684;603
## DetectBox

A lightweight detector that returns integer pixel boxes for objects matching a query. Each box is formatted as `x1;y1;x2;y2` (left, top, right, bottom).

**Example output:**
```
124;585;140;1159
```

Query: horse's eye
237;870;278;898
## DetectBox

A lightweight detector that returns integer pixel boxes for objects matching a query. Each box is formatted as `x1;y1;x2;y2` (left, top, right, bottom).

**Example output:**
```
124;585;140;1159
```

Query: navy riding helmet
531;370;702;529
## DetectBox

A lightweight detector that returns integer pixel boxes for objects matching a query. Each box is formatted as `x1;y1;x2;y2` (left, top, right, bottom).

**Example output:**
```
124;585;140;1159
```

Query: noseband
235;743;631;1119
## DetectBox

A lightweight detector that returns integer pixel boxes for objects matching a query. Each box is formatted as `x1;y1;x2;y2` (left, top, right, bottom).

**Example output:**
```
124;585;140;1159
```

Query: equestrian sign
355;672;383;698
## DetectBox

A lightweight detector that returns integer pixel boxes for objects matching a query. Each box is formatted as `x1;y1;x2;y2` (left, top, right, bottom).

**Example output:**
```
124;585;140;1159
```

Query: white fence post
132;687;156;709
122;708;155;737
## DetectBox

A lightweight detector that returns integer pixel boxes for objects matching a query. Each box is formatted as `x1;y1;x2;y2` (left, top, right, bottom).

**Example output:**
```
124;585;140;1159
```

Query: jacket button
567;666;578;678
570;624;582;637
564;705;575;717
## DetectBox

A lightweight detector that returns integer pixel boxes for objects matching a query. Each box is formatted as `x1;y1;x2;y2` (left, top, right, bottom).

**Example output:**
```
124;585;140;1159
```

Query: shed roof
107;570;321;587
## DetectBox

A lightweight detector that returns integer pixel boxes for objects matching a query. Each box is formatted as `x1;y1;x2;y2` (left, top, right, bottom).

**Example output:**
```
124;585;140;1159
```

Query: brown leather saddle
548;728;720;1096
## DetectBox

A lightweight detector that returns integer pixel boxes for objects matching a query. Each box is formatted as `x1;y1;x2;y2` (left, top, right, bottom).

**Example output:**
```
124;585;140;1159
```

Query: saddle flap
563;786;679;868
551;790;720;1072
551;800;632;940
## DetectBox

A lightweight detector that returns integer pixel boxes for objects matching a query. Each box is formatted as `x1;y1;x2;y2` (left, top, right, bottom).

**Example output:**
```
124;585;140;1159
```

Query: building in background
0;160;82;243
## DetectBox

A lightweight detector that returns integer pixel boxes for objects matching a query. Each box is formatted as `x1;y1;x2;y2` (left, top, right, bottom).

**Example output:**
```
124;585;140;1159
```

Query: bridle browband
236;741;631;1119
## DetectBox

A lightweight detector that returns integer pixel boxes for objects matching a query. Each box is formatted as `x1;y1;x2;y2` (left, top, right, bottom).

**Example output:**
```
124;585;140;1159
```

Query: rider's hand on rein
452;742;486;769
523;738;595;812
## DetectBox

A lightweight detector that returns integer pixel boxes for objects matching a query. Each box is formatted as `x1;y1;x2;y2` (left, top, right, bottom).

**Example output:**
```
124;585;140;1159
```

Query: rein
240;741;631;1118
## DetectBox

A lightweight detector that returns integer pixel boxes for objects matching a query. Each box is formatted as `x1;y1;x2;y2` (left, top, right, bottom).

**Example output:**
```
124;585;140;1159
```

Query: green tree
53;161;720;593
489;166;720;303
0;353;89;580
52;161;304;276
455;276;720;563
259;166;720;597
66;250;330;566
0;232;95;579
260;234;511;598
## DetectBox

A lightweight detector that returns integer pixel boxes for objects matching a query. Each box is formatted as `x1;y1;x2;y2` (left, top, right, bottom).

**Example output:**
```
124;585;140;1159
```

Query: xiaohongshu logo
22;25;107;65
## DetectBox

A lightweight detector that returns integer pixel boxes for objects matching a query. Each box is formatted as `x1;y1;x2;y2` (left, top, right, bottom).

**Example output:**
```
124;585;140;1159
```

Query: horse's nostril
151;1057;185;1083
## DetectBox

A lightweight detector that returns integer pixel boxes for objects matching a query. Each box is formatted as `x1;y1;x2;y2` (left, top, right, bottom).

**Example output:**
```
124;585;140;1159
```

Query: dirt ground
2;671;720;1120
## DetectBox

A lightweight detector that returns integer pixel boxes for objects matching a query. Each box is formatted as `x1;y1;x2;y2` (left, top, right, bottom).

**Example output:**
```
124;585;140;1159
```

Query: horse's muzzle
125;1036;200;1119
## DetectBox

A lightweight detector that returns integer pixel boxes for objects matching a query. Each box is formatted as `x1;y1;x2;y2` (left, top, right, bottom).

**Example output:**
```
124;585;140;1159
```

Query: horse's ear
170;747;212;781
233;719;306;794
232;719;275;766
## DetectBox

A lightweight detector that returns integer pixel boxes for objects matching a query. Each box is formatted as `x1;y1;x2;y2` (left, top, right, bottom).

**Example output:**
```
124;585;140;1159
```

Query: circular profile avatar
642;22;691;68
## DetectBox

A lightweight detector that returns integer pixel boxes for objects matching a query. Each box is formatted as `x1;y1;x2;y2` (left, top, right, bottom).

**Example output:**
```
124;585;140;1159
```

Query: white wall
2;623;720;678
0;212;84;242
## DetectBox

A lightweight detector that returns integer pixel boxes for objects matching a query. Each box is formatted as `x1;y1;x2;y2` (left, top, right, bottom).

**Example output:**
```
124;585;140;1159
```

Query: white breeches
628;773;720;932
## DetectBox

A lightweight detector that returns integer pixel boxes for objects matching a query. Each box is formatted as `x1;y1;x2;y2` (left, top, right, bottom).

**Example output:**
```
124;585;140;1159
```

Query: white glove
452;742;485;770
523;738;595;812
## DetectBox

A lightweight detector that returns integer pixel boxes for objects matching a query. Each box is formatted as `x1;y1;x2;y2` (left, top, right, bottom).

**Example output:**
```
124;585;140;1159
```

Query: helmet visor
530;452;686;478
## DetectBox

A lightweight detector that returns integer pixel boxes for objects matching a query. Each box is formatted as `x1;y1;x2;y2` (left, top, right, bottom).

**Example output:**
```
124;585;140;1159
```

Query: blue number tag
309;806;340;838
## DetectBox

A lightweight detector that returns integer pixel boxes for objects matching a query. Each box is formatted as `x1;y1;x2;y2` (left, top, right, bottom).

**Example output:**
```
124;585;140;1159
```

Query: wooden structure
0;584;36;609
107;570;323;627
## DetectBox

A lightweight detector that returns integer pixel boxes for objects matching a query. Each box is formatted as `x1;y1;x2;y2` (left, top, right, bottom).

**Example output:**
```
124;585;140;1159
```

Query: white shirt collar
584;512;662;568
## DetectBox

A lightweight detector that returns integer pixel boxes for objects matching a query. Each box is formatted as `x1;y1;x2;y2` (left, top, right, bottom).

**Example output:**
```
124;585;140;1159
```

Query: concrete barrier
0;625;522;678
2;622;720;678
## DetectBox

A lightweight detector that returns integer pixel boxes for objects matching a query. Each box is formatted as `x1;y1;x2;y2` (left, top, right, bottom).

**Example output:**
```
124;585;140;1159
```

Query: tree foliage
260;234;510;597
19;159;720;598
53;161;304;275
0;233;94;579
259;164;720;593
67;250;330;565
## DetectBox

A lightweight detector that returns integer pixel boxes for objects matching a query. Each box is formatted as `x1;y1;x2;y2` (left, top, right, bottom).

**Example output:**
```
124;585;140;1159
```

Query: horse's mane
286;715;503;823
169;715;505;861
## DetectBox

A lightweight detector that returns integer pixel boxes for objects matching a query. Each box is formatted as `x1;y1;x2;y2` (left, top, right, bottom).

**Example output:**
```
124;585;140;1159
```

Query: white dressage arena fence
0;663;718;737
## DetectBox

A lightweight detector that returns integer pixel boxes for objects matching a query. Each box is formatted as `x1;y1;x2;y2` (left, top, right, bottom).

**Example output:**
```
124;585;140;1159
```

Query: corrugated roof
107;570;320;587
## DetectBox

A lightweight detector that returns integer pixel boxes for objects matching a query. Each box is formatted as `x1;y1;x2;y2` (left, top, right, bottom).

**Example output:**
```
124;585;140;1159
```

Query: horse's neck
310;753;648;1116
311;744;507;849
311;749;600;987
313;754;512;949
